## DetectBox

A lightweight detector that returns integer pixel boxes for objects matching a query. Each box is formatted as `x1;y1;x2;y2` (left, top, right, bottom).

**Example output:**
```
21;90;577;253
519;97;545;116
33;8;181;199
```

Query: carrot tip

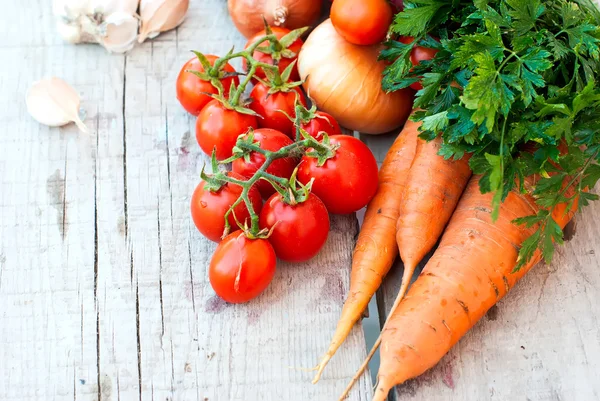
311;354;332;384
371;377;392;401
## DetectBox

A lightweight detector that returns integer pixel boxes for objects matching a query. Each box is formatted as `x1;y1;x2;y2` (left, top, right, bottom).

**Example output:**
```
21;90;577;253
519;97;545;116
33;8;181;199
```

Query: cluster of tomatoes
175;25;379;304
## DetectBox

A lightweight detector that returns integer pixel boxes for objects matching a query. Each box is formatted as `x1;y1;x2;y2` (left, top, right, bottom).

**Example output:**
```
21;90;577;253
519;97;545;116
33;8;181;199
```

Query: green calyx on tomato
302;132;340;167
186;50;242;97
295;100;321;125
293;99;342;139
271;167;314;207
253;23;308;63
220;127;263;164
254;59;304;94
200;151;231;192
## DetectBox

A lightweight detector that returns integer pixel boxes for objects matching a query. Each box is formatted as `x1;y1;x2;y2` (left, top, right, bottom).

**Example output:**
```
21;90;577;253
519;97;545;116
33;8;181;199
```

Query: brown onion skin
298;19;415;135
228;0;322;39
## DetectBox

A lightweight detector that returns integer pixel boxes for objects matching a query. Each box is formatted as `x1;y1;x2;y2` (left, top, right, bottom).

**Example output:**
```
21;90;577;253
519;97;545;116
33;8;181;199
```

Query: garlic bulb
53;0;140;53
26;77;89;133
138;0;189;43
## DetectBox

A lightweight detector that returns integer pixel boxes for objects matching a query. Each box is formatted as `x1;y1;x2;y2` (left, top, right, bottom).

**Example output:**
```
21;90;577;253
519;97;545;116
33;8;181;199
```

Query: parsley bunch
382;0;600;269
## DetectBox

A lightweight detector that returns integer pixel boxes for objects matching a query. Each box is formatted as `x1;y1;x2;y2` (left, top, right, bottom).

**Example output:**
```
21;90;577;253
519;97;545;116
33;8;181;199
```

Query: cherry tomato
242;27;303;82
249;83;307;139
399;36;439;90
190;172;263;242
331;0;393;46
176;55;239;116
259;193;330;262
300;111;343;140
196;99;258;160
297;136;378;214
209;231;276;303
232;128;298;198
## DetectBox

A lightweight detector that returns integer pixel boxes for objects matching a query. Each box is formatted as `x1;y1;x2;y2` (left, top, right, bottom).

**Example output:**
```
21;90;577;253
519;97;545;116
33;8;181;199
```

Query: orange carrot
337;136;473;396
371;174;577;401
312;120;420;382
395;136;472;311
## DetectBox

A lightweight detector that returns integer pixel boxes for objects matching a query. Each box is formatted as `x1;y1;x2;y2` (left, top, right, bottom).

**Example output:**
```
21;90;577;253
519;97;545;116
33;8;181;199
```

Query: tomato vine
189;24;339;239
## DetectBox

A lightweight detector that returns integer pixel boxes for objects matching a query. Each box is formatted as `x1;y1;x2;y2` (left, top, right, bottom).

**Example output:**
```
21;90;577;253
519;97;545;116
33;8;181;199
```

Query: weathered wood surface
0;1;372;401
362;132;600;401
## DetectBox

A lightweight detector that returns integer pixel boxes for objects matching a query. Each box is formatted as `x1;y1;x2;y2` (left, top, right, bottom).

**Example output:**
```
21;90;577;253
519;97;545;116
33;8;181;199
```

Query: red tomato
249;83;307;139
297;136;378;214
190;173;263;242
176;55;238;116
259;193;330;262
331;0;393;46
209;231;276;303
232;128;298;198
399;36;439;90
196;99;258;160
300;111;343;140
242;27;303;82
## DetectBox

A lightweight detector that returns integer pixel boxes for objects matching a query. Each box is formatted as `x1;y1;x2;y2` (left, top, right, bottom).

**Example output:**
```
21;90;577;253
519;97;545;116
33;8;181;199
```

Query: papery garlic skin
138;0;189;43
52;0;140;53
100;11;139;53
26;77;89;133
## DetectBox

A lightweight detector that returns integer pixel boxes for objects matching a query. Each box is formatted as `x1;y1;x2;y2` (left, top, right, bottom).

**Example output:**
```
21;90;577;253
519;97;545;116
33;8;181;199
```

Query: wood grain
363;131;600;400
0;1;372;400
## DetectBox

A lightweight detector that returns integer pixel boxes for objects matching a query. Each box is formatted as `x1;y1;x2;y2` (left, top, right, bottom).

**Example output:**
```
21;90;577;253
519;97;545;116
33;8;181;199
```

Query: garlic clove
99;11;139;53
138;0;189;43
26;77;89;133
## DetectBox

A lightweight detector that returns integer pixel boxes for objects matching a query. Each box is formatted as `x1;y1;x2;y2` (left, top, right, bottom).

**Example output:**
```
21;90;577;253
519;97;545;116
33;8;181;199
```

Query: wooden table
1;1;599;401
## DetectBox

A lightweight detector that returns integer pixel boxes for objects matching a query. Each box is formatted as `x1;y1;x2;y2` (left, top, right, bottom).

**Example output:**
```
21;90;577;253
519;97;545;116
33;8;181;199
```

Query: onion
298;19;414;135
228;0;322;39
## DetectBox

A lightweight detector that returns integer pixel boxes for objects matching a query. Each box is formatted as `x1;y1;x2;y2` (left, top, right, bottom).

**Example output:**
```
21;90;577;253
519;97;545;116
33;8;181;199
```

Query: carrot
395;136;472;313
370;174;577;401
311;120;420;383
337;136;473;396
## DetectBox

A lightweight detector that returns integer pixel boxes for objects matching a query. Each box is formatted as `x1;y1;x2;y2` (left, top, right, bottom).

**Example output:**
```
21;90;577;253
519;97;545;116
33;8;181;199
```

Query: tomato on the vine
196;99;258;160
330;0;393;46
398;36;439;91
300;111;343;140
232;128;298;198
249;83;307;139
242;27;303;82
297;136;379;215
209;231;276;303
259;193;330;262
176;55;239;116
190;172;262;242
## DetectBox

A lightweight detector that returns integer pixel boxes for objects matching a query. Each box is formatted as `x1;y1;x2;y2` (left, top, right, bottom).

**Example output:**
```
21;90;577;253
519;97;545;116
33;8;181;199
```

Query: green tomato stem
258;171;290;187
218;138;320;234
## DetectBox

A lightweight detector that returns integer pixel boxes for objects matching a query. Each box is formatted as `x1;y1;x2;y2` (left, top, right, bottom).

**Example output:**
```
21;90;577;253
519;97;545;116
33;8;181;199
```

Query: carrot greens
382;0;600;269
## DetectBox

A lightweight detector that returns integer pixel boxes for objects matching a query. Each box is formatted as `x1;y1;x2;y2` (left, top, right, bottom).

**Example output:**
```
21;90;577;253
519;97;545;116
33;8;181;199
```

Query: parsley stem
560;149;600;208
500;116;508;185
498;51;517;74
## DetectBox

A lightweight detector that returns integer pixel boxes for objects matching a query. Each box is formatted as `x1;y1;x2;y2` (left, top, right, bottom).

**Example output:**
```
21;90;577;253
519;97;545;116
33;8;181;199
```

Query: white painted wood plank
361;135;600;400
0;2;131;400
116;1;372;399
0;1;373;400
